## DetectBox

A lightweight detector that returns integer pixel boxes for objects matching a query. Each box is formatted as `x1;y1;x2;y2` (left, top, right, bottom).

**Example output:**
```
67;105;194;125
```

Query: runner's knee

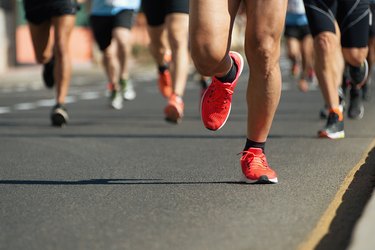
247;35;280;72
191;47;227;76
342;48;368;67
314;32;336;54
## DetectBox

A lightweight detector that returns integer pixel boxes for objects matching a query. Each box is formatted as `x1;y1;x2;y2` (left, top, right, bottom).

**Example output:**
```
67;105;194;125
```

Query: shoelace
238;151;269;170
206;83;233;110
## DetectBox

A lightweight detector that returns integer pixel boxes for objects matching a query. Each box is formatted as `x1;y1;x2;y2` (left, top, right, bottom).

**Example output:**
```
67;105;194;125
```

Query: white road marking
36;99;55;107
0;107;11;114
65;96;77;104
80;91;100;100
14;103;37;110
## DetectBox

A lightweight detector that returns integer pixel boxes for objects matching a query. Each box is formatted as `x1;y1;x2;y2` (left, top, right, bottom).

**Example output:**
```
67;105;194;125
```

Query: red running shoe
159;70;173;98
200;51;244;131
164;94;184;124
240;148;278;184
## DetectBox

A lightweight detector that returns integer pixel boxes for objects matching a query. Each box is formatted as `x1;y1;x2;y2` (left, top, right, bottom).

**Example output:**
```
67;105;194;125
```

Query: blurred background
0;0;151;74
0;0;246;75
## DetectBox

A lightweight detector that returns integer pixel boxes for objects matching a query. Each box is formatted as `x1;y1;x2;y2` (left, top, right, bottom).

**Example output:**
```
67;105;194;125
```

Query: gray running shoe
319;88;345;120
318;112;345;139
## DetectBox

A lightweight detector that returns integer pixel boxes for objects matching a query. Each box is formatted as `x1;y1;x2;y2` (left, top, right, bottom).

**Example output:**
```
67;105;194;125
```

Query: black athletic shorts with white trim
23;0;79;25
141;0;189;27
284;25;311;40
90;10;137;51
303;0;370;48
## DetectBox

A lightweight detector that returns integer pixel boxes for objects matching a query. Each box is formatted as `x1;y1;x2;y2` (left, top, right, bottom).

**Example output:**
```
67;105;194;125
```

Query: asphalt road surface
1;59;375;250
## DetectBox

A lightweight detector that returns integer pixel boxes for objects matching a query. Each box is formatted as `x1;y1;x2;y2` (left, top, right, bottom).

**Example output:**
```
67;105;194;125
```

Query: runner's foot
164;94;184;124
318;109;345;139
51;103;68;127
201;51;244;131
240;148;278;184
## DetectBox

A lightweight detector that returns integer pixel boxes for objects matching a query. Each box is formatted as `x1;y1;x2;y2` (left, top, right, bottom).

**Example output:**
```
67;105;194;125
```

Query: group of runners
22;0;373;184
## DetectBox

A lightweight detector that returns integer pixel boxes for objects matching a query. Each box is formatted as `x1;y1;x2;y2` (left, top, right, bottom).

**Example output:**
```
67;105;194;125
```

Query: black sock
217;59;238;83
158;64;169;73
244;139;265;152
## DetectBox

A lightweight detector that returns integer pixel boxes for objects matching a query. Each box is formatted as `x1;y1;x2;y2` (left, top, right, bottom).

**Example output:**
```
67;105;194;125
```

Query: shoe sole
51;109;68;127
200;51;244;131
164;105;182;124
318;130;345;139
110;103;123;110
242;174;278;184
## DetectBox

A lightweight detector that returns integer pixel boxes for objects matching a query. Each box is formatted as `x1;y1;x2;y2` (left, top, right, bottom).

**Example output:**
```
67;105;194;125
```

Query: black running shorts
303;0;370;48
284;25;311;40
90;10;137;51
23;0;79;25
141;0;189;26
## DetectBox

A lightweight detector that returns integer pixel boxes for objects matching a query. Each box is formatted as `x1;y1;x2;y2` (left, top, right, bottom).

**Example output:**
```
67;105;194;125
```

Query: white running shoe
110;91;123;110
122;79;136;101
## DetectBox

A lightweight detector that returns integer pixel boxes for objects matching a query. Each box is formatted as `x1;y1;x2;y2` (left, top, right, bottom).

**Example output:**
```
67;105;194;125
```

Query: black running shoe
43;57;55;88
348;88;364;119
50;104;68;127
349;60;368;86
318;112;345;139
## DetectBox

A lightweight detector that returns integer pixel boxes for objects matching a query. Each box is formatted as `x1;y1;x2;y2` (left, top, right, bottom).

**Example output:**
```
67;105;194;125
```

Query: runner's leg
28;21;54;64
244;0;287;142
189;0;241;77
51;14;76;105
165;13;189;96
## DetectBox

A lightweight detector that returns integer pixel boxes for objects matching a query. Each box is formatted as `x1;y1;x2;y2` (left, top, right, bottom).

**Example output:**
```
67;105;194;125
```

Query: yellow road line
298;138;375;250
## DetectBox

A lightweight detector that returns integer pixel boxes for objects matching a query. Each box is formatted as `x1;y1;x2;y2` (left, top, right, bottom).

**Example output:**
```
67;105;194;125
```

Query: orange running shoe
240;148;278;184
164;94;184;123
201;51;244;131
159;70;173;98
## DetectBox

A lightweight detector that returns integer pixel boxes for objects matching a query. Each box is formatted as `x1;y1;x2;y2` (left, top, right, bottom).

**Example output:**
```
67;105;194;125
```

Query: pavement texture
0;55;374;250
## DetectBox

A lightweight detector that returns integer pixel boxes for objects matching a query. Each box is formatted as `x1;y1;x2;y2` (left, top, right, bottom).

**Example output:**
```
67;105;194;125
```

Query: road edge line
297;138;375;250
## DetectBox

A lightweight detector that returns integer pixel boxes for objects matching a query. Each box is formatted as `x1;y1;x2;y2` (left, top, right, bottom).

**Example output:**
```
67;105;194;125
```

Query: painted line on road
298;138;375;250
0;91;102;115
0;107;11;114
14;102;37;111
80;91;100;100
